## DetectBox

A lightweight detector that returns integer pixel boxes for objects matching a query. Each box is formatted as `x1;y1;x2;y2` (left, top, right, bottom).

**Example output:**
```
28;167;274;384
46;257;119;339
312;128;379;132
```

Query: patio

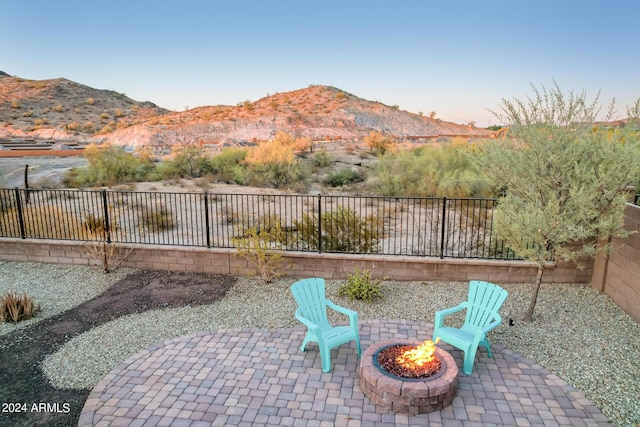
79;319;611;427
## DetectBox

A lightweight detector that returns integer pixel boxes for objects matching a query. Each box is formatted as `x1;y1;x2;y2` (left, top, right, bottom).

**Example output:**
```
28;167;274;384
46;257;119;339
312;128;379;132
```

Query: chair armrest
480;315;503;334
295;308;320;333
326;300;358;327
434;302;468;327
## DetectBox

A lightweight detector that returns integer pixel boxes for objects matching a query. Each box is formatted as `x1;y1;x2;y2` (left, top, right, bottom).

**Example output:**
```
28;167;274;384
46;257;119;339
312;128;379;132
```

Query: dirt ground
0;156;88;189
0;270;235;427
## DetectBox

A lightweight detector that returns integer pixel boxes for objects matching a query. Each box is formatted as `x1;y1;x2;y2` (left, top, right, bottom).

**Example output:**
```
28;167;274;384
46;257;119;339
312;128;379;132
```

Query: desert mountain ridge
0;70;491;150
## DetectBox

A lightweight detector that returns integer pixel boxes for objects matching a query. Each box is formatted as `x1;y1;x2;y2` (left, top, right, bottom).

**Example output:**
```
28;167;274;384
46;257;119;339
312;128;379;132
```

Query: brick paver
79;320;611;426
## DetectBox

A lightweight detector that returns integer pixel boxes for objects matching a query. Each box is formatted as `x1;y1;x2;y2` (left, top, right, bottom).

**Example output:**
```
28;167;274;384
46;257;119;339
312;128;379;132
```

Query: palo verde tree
477;82;640;321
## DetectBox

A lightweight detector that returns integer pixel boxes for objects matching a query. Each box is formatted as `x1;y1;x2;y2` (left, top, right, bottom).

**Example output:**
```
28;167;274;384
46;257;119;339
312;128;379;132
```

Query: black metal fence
0;188;518;259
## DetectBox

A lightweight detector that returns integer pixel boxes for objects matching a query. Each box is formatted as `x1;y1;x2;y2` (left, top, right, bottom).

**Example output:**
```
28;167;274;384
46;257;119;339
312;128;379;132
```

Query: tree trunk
525;263;545;322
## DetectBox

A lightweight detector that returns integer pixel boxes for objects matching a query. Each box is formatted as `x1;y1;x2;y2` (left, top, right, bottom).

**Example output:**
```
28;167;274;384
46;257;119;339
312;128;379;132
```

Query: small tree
477;82;640;321
364;131;397;156
244;135;308;190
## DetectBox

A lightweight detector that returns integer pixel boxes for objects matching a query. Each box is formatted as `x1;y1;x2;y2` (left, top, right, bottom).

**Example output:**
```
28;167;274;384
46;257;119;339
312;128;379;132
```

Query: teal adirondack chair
433;280;508;375
290;278;361;373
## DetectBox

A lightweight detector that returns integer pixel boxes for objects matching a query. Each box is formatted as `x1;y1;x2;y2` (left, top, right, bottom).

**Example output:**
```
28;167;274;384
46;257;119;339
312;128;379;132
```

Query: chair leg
462;346;478;375
355;335;362;356
320;344;332;373
478;337;493;358
301;334;311;353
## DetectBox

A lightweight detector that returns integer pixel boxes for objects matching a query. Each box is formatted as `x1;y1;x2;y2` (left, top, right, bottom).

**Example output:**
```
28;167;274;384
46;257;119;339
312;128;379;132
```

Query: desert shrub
325;167;364;187
202;147;248;184
370;144;495;198
1;206;85;239
364;131;397;156
241;99;254;111
63;144;155;187
158;144;209;178
0;192;16;215
10;100;21;109
140;204;174;232
82;212;120;235
22;110;33;117
114;108;124;117
336;92;347;100
295;206;383;253
244;137;308;190
0;291;41;323
312;149;333;167
232;222;290;283
54;105;64;112
338;268;385;302
81;207;136;273
293;136;312;153
100;113;110;120
86;98;95;105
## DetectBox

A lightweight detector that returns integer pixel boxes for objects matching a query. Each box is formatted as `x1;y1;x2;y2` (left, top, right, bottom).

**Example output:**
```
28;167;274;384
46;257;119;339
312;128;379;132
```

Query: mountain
0;73;168;140
0;73;490;149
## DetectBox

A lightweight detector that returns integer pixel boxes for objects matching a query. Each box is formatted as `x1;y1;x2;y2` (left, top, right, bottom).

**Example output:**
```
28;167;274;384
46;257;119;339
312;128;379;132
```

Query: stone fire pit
359;340;458;415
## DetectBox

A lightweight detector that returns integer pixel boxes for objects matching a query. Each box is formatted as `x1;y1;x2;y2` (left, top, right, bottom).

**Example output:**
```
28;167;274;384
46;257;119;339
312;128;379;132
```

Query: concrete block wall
592;203;640;322
0;238;591;284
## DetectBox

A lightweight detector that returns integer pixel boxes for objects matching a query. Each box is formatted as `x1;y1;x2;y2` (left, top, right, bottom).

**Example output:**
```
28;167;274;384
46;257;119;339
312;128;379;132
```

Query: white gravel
1;261;638;427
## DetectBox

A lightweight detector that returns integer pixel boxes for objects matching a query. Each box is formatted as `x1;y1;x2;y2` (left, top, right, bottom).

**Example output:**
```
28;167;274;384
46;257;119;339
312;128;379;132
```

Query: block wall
0;238;591;284
592;203;640;322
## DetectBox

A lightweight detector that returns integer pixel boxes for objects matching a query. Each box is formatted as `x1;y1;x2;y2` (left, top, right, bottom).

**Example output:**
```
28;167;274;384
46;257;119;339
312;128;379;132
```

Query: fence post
13;188;26;239
204;192;211;248
440;196;447;259
317;194;322;253
101;190;111;243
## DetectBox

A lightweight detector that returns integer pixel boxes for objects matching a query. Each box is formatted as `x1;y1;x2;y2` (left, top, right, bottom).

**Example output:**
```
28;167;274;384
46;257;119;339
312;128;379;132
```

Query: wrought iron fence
0;188;519;260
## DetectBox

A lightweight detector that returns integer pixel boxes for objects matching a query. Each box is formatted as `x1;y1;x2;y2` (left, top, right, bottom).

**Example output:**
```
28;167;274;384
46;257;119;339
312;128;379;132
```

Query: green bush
338;268;385;302
312;149;333;167
244;137;309;190
63;144;154;187
158;145;209;179
203;147;248;184
232;222;290;283
370;143;495;197
295;206;383;253
325;167;364;187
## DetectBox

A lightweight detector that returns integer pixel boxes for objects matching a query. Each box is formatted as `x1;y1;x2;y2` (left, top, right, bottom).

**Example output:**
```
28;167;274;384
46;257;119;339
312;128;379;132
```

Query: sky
2;0;639;127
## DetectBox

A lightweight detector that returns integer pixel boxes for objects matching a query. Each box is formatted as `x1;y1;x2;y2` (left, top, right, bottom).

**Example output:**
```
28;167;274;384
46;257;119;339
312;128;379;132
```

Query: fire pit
359;339;458;415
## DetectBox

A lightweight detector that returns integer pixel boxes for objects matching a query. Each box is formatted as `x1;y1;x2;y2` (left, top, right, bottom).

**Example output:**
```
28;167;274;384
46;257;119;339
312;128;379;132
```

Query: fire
396;338;440;369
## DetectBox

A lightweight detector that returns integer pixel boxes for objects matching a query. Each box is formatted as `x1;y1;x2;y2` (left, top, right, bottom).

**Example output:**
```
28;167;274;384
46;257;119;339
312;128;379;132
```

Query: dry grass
0;206;86;239
0;291;41;323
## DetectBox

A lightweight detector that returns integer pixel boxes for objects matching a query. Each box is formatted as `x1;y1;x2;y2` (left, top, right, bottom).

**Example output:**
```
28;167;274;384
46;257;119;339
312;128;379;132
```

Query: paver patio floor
79;319;611;426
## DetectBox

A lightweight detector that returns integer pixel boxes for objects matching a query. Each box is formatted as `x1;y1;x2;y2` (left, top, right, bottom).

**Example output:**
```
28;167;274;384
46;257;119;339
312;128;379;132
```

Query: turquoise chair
290;278;361;372
433;280;508;375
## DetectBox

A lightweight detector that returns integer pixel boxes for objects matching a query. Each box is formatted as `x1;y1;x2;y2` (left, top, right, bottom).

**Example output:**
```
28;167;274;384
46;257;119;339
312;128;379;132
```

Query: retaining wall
0;238;592;284
592;203;640;322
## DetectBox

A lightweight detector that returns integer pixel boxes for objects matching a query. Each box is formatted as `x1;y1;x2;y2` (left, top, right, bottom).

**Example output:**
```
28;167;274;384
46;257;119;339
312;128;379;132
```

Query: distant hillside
0;73;168;140
0;73;490;148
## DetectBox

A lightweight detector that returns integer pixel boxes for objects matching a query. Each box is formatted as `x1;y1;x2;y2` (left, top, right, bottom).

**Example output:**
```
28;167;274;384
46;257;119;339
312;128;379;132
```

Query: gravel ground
1;262;639;427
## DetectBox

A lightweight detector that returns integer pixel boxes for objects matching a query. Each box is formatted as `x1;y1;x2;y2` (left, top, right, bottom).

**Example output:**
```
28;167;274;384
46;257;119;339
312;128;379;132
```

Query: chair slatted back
290;278;329;324
465;280;508;329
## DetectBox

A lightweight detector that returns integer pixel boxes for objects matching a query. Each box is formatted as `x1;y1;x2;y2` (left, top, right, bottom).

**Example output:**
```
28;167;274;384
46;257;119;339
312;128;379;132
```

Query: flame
396;338;440;369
